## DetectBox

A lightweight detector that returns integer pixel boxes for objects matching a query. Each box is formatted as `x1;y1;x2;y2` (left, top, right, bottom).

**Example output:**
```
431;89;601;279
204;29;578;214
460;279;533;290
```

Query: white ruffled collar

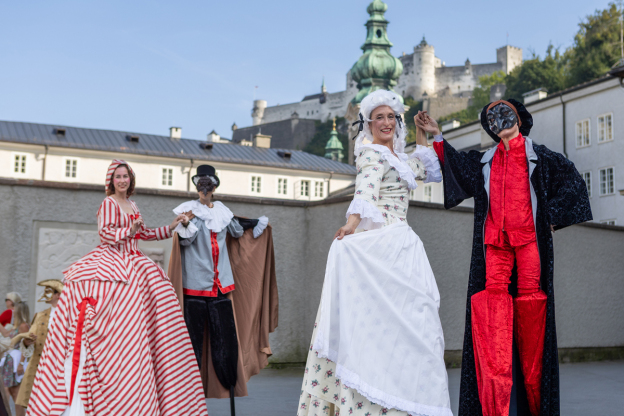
173;200;234;233
358;143;418;190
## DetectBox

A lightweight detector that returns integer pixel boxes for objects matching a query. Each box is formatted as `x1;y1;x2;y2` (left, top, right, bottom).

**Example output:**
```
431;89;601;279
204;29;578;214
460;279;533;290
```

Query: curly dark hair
106;164;136;197
196;176;216;196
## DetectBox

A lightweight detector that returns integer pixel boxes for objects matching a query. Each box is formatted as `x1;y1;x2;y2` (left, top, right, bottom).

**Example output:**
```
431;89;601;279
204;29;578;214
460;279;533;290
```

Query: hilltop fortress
233;0;522;161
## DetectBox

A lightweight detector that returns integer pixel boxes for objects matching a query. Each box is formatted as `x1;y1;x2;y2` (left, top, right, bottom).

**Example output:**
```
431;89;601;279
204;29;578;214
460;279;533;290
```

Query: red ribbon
70;297;97;405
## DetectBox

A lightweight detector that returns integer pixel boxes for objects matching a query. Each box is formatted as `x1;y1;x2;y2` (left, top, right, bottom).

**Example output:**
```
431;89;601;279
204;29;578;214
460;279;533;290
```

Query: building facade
422;70;624;224
0;120;355;201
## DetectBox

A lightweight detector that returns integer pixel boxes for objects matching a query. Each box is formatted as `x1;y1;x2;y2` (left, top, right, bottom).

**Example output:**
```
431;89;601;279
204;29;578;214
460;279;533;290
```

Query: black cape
438;139;592;416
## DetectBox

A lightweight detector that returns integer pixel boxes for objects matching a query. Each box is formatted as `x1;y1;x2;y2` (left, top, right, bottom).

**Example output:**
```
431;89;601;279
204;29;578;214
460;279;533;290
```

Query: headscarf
5;292;22;306
105;159;135;191
352;89;407;156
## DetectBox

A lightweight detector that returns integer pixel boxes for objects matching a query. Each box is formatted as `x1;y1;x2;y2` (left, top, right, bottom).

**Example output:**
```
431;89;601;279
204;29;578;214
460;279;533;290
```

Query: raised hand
130;217;144;236
170;214;186;230
414;111;441;136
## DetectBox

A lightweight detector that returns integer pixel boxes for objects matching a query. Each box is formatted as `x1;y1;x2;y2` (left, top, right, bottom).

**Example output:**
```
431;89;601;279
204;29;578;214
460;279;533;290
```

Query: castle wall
425;96;472;119
257;43;522;127
497;45;523;74
261;90;353;125
434;62;504;96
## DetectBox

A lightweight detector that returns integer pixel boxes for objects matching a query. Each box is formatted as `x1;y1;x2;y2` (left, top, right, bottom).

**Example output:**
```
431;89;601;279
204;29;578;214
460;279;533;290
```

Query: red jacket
434;134;535;247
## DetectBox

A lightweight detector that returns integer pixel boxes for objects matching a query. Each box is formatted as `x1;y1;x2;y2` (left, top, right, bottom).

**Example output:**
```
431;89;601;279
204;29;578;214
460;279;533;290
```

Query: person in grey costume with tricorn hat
13;279;63;413
170;164;269;416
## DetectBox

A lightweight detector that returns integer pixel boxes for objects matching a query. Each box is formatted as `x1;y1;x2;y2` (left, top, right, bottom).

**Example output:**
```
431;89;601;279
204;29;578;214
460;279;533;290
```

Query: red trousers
471;235;547;416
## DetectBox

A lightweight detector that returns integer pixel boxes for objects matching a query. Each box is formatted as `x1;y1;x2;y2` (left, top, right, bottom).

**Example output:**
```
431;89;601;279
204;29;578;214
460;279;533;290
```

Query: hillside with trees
406;2;623;136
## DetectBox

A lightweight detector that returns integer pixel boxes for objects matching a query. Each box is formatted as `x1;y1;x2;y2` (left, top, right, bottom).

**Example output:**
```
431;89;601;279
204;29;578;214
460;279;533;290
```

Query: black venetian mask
487;103;518;135
196;176;216;196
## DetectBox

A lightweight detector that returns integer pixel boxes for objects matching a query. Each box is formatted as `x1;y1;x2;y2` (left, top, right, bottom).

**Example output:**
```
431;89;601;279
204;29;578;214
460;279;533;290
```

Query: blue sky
0;0;615;141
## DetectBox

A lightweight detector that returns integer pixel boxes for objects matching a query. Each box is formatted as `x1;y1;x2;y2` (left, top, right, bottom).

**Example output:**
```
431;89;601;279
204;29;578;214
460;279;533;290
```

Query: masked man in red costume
416;99;592;416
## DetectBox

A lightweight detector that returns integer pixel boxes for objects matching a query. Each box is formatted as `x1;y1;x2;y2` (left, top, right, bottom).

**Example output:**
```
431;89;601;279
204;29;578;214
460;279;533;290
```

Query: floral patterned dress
298;144;443;416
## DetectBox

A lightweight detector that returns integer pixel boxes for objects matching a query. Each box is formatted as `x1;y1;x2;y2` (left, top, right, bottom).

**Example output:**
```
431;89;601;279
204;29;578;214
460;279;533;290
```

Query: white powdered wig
353;90;407;157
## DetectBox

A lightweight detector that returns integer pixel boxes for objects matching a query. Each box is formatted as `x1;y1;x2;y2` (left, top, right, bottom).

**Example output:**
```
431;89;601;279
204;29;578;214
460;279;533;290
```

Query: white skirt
312;222;452;416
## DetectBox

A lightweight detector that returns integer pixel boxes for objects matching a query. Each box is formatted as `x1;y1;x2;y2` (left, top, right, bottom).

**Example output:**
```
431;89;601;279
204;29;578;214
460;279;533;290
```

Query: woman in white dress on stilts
298;89;453;416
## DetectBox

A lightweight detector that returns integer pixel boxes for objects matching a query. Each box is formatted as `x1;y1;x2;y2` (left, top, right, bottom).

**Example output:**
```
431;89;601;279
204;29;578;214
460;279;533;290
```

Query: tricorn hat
37;279;64;302
480;98;533;143
10;332;33;348
191;165;220;188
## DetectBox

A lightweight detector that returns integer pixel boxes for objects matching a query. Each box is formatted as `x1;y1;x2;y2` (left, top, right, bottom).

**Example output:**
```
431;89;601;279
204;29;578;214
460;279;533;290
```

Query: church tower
349;0;404;104
324;118;344;163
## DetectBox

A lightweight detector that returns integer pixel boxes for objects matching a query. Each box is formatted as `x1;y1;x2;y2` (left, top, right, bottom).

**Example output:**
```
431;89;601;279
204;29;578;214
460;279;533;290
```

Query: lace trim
253;216;269;238
313;328;452;416
410;145;442;183
173;221;198;239
172;200;233;233
346;199;385;230
358;144;418;190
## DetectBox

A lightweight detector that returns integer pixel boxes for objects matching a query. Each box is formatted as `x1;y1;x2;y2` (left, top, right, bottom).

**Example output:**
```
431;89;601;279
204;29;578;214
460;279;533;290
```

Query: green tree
303;117;348;161
472;70;507;109
565;2;623;87
504;45;567;99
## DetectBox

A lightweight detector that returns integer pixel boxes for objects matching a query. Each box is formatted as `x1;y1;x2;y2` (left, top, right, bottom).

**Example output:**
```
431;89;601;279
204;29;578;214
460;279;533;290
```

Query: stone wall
0;179;623;364
424;95;472;120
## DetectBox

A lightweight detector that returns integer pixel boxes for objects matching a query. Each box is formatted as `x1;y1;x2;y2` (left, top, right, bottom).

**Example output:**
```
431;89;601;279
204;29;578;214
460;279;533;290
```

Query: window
600;219;616;226
315;181;324;198
599;167;614;195
597;113;613;143
251;176;262;194
161;167;173;187
64;158;78;179
575;119;590;148
277;178;288;195
300;180;310;197
582;172;591;198
424;185;432;202
13;153;27;175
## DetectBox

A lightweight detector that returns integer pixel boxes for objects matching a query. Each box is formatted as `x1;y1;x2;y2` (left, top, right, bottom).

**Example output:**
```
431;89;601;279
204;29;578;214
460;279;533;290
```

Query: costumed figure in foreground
168;165;278;415
298;89;452;416
416;100;592;416
11;280;62;415
26;160;208;416
0;296;30;416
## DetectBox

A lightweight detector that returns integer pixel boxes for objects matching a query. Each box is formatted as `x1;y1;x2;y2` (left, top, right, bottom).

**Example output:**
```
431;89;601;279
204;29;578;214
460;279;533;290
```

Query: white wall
0;144;354;201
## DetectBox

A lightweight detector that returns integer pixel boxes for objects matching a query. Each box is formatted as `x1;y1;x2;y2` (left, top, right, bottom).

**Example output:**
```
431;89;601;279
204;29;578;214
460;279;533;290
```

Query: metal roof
0;120;356;175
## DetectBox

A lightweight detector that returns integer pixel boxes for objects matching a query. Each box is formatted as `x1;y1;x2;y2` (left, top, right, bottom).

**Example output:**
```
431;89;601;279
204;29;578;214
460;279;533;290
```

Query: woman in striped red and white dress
26;160;209;416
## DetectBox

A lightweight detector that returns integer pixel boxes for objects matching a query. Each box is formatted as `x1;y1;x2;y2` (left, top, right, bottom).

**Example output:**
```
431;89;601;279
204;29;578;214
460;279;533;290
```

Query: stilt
229;386;236;416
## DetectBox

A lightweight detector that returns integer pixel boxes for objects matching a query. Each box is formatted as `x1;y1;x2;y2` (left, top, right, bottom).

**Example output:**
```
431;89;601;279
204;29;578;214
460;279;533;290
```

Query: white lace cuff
433;133;444;142
346;199;385;230
174;221;198;239
410;145;442;183
253;216;269;238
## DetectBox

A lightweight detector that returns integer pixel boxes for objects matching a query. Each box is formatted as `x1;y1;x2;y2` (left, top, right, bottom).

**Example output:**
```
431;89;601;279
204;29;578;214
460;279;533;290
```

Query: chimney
207;130;220;143
253;133;271;148
522;88;548;104
170;127;182;140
